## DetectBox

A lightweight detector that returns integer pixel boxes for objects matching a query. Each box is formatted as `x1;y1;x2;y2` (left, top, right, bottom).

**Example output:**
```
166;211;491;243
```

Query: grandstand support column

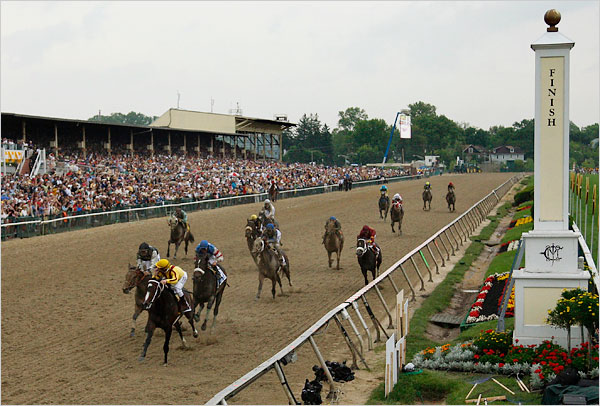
197;134;200;158
22;120;26;143
513;10;589;349
210;136;214;156
53;124;59;155
254;134;257;160
130;130;134;157
150;131;154;157
279;133;282;162
243;136;247;159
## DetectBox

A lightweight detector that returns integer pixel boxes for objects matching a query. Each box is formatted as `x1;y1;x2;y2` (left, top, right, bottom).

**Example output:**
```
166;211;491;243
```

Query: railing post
418;250;434;281
437;236;450;261
399;264;417;301
374;285;394;329
408;256;426;291
426;244;440;274
443;230;456;255
352;301;373;350
386;274;399;293
308;335;337;399
341;308;365;356
274;361;298;405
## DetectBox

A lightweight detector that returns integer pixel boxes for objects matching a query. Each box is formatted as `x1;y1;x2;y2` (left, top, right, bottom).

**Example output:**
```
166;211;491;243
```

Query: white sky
1;1;598;130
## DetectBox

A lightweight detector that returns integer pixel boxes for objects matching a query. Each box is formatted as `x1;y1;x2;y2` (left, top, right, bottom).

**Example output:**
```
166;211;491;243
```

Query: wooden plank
466;395;506;403
430;313;463;326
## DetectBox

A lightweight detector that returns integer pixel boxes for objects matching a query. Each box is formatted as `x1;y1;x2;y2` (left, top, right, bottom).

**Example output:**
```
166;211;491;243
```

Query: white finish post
513;10;589;348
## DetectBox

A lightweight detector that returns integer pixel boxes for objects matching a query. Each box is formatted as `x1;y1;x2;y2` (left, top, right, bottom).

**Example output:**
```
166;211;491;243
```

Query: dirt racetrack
1;173;513;405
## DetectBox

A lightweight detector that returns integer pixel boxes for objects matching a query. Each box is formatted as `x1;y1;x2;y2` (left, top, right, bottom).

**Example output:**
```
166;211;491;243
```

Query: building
489;145;525;164
462;144;489;162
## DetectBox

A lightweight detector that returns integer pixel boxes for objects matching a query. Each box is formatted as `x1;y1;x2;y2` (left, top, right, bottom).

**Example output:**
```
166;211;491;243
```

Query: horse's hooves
163;363;168;367
201;324;207;331
193;330;199;338
130;329;135;337
138;356;145;362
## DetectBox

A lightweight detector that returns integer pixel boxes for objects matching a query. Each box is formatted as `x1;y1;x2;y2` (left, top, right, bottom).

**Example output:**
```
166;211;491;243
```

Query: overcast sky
1;1;598;131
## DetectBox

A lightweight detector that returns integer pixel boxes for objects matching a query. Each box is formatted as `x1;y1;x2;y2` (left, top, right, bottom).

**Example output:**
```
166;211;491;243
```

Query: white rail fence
206;175;522;405
0;174;422;240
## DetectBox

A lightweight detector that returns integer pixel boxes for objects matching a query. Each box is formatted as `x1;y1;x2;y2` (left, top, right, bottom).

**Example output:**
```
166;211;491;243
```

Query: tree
88;111;157;126
408;101;437;118
337;107;368;132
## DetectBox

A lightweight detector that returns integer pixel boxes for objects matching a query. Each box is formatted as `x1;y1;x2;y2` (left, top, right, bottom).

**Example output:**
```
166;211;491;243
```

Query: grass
570;173;598;265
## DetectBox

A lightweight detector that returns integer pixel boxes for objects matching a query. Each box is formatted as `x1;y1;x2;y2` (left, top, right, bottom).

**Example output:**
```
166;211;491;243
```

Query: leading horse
446;190;456;212
167;215;194;259
139;279;198;365
324;219;343;270
251;237;291;299
192;256;226;334
356;238;382;285
122;264;151;337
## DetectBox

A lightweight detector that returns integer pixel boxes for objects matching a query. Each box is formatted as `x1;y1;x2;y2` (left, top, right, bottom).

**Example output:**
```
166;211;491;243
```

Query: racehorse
251;237;291;299
356;238;382;285
192;256;226;334
259;209;279;229
378;194;390;221
245;219;261;264
139;279;198;365
324;219;343;270
122;264;151;337
390;202;404;234
422;189;432;211
268;183;279;202
446;190;456;212
167;215;194;259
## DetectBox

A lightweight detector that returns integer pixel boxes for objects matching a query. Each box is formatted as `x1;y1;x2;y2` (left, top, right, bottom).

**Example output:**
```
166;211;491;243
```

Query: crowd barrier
1;174;422;240
205;174;522;405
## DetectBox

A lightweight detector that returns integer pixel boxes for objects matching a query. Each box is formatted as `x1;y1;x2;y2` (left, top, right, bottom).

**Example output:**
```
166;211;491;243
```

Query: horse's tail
188;232;195;242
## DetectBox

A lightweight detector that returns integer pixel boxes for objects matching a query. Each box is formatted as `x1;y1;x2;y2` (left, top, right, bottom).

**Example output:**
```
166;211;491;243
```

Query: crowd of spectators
1;149;408;220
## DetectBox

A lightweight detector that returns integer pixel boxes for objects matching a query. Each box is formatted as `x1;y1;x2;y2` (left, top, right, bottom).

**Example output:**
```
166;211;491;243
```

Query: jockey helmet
249;214;258;221
380;185;387;191
393;193;401;201
361;225;371;233
330;216;336;221
266;223;275;230
448;182;454;186
198;240;209;250
426;181;430;186
156;259;170;269
264;199;271;204
138;242;150;251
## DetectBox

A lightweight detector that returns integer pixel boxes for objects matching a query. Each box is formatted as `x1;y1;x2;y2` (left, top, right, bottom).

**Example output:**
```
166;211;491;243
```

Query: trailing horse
192;256;226;334
324;219;343;270
390;202;404;234
356;238;382;285
446;190;456;212
251;237;291;299
422;189;432;211
268;183;279;202
122;264;151;337
244;219;260;265
139;279;198;365
167;215;194;259
378;195;390;221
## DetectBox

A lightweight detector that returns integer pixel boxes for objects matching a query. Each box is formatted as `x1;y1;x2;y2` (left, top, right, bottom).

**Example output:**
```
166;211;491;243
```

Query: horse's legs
139;323;155;361
362;269;369;285
166;241;171;258
271;278;277;299
174;321;187;348
163;327;172;365
202;296;216;331
173;242;180;259
194;302;205;323
256;273;265;300
183;310;198;338
391;220;395;233
210;291;224;334
284;264;292;286
131;306;141;337
336;250;340;270
327;251;332;268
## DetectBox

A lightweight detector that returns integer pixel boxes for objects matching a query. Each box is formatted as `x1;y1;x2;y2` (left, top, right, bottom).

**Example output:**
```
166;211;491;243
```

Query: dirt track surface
1;173;512;405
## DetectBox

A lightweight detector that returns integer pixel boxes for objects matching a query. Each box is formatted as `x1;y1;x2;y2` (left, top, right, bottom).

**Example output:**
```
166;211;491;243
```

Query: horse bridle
124;268;145;292
143;279;164;309
356;238;368;257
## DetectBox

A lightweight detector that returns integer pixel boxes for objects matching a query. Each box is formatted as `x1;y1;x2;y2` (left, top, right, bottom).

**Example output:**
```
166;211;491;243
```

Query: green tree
337;107;368;132
88;111;157;126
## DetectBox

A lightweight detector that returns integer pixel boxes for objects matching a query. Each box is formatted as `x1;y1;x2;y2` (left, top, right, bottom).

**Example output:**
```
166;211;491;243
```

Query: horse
324;220;343;270
245;219;261;264
259;209;279;230
446;190;456;212
139;279;198;364
268;183;279;202
167;215;194;259
356;238;382;285
122;264;152;337
422;189;432;211
378;194;390;221
251;237;291;299
192;256;226;334
390;202;404;234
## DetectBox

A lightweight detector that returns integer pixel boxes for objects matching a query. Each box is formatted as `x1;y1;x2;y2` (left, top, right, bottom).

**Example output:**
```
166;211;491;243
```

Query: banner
399;115;411;139
2;150;24;164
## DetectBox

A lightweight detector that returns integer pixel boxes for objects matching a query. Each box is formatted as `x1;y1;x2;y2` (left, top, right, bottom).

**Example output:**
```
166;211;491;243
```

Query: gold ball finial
544;9;561;32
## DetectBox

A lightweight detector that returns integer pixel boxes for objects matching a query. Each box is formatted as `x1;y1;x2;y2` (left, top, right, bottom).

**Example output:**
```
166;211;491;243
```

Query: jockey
154;259;191;314
195;240;227;287
380;185;388;196
322;216;343;244
263;199;275;221
249;214;263;234
136;242;160;274
448;182;455;192
175;207;189;232
424;181;431;190
392;193;403;207
262;223;285;266
357;225;381;257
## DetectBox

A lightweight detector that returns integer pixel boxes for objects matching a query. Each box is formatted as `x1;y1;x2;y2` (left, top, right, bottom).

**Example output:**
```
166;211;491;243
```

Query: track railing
571;222;599;292
206;174;522;405
0;174;421;240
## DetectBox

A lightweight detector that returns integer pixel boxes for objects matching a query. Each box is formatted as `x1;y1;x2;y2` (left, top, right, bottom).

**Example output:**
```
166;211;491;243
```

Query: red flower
474;354;480;359
541;361;546;365
513;359;519;363
515;339;519;343
540;374;545;380
499;363;505;367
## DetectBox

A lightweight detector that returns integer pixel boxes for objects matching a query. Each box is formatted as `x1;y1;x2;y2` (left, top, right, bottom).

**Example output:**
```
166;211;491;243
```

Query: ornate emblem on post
540;243;563;264
544;9;561;32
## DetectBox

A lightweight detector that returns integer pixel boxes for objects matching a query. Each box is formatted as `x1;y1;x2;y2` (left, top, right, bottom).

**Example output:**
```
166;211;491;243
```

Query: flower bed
412;330;600;389
465;272;514;324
